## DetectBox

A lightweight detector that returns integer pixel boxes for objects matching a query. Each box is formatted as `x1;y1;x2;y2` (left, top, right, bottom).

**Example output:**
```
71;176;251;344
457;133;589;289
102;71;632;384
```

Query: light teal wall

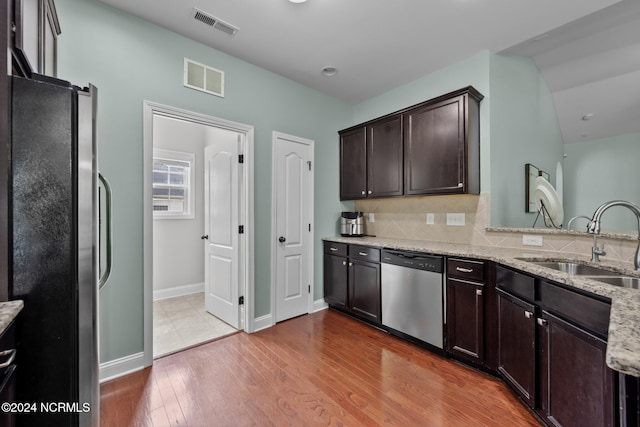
489;55;564;228
353;52;492;191
564;132;640;233
56;0;353;363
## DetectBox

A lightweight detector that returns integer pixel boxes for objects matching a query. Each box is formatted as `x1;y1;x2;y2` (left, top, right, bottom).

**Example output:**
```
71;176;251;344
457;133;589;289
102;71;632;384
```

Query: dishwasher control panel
381;249;443;273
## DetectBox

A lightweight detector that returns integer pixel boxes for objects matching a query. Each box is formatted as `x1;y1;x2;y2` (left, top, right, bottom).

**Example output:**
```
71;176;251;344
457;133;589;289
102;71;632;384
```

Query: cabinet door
339;127;367;200
323;254;348;309
497;289;536;407
539;311;615;427
348;259;381;324
13;0;40;74
403;95;465;195
446;278;483;364
42;0;60;77
367;115;403;197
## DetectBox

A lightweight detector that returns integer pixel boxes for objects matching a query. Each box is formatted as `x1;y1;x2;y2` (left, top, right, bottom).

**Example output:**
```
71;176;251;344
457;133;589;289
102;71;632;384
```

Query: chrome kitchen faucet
587;200;640;270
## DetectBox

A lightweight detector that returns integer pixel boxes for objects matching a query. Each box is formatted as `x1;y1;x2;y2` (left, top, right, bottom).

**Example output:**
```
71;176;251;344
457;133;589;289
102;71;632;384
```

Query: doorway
143;102;255;365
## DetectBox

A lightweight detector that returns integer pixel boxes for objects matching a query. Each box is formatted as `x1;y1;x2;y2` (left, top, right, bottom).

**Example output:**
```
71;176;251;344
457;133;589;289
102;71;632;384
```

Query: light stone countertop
0;300;23;335
324;236;640;377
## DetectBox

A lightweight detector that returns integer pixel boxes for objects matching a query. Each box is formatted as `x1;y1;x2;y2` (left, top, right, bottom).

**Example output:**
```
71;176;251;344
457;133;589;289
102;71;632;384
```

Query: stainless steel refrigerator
10;75;99;427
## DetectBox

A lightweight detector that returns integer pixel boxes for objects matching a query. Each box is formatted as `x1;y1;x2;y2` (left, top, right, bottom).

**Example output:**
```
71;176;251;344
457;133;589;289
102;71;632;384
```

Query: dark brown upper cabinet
339;115;403;200
339;87;483;201
404;88;482;195
12;0;61;77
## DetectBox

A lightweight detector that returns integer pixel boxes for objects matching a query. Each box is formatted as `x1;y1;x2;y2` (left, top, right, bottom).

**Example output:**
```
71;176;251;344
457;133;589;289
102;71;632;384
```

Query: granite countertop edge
0;300;24;335
323;236;640;377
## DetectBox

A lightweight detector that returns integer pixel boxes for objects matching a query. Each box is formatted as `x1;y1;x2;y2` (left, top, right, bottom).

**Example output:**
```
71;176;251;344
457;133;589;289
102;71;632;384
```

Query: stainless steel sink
530;261;614;276
592;276;640;289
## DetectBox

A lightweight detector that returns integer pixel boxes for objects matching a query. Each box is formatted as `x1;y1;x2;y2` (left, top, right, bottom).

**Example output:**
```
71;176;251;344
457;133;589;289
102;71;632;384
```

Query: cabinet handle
361;190;366;195
368;190;372;195
537;318;548;327
524;310;533;319
458;183;463;188
0;349;16;369
348;262;353;267
476;289;482;296
358;251;368;256
329;247;339;252
456;267;474;273
342;261;347;266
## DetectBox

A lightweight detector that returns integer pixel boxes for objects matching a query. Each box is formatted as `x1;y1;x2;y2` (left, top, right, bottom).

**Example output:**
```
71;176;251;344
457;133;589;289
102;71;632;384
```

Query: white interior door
274;132;313;323
204;135;241;328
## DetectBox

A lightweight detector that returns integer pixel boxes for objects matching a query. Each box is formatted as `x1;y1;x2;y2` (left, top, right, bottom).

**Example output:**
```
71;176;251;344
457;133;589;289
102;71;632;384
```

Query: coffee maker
340;211;364;237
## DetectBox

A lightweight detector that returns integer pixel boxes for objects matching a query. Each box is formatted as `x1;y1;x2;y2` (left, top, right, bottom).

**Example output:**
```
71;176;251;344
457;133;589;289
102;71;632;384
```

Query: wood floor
100;309;541;426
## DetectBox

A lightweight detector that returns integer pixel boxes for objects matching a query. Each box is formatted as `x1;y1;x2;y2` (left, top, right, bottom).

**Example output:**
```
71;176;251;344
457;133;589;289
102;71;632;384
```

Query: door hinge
308;223;311;232
239;296;244;305
307;160;311;171
238;154;244;164
308;285;311;294
239;225;244;234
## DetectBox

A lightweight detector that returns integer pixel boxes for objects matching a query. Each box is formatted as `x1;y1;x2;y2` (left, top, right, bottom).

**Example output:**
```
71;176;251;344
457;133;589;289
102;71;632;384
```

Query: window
153;149;195;219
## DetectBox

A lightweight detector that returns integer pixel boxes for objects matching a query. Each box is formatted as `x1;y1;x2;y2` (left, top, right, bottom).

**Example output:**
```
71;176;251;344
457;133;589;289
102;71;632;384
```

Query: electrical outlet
426;213;435;224
368;213;375;223
446;213;465;226
522;235;543;246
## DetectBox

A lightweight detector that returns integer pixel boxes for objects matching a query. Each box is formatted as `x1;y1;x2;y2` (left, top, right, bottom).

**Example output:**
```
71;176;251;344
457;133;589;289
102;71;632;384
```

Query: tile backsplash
355;193;639;267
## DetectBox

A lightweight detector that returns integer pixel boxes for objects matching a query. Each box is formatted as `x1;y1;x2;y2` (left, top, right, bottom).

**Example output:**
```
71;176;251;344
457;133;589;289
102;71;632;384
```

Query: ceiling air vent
191;7;239;36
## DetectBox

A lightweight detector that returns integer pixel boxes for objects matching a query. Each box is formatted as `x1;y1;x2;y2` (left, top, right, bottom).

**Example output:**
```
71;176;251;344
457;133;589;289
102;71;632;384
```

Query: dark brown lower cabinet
323;253;347;309
323;242;348;310
348;259;381;324
497;288;536;407
539;310;615;427
446;278;484;363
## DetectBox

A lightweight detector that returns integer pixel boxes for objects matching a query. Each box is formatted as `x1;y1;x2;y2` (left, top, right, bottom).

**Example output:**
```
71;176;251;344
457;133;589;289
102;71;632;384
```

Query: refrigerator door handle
99;172;113;289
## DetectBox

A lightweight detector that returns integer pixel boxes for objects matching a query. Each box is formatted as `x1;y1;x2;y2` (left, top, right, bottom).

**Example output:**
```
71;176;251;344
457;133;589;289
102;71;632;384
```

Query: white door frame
142;101;255;368
270;131;314;325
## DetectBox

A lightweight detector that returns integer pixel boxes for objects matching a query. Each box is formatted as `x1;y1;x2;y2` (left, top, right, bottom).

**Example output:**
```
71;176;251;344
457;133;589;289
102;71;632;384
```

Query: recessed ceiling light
321;66;338;77
289;0;307;3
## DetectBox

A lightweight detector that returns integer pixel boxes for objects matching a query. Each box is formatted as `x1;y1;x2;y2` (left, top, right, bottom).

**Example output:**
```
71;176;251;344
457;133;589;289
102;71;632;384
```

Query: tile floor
153;292;238;358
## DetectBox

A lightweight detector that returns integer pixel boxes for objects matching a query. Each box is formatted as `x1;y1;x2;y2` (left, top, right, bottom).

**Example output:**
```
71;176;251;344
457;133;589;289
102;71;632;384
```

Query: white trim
99;352;145;384
270;131;315;325
313;299;328;313
153;282;204;301
252;314;274;332
143;101;256;370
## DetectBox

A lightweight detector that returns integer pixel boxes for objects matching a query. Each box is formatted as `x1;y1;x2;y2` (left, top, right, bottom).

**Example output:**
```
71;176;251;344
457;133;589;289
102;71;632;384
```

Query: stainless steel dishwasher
381;249;444;349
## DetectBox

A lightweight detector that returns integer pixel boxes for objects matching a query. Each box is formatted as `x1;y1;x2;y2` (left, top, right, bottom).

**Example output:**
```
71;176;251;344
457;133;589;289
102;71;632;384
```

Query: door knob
279;236;286;243
201;234;209;240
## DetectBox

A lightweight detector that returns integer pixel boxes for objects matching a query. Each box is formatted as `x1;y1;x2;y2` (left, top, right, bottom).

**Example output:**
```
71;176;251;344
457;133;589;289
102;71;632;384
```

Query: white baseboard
252;314;273;332
313;299;328;313
153;282;204;301
99;352;145;383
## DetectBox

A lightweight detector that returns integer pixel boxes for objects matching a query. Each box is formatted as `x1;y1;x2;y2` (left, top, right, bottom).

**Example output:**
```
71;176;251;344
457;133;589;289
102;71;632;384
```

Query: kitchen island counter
324;236;640;377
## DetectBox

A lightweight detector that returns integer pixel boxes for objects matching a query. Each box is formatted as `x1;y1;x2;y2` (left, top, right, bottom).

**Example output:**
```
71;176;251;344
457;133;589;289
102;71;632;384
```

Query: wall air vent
184;58;225;98
191;7;239;36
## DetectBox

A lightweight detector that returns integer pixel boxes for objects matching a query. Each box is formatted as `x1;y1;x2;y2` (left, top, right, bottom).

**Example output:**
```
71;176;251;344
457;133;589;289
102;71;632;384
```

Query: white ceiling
99;0;639;143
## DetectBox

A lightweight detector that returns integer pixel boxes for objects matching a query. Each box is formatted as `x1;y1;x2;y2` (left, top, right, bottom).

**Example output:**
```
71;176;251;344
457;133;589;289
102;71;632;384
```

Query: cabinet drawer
496;265;535;303
349;245;380;263
448;258;485;282
539;281;611;339
323;241;347;257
